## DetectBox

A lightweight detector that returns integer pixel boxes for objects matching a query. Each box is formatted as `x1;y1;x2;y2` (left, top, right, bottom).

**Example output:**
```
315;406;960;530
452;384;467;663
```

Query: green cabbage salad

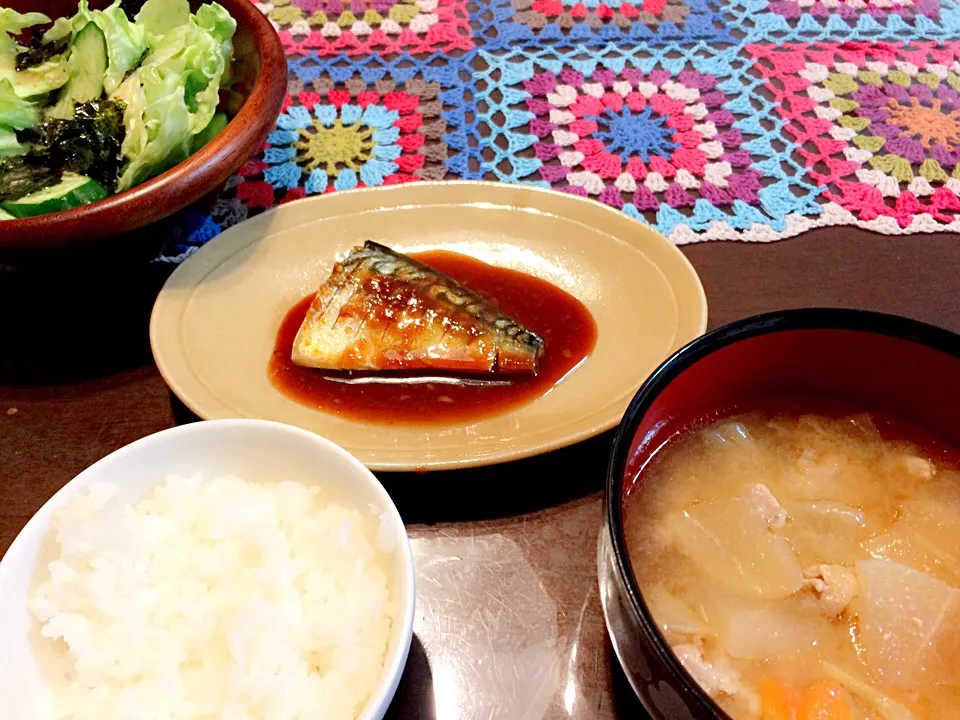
0;0;235;220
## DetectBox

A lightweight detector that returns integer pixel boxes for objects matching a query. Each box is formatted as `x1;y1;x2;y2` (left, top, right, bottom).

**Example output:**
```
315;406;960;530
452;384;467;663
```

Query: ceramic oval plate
150;182;707;471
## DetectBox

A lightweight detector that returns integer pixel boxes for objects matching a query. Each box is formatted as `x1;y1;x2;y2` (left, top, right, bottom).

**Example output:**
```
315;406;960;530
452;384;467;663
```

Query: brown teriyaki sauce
268;250;598;425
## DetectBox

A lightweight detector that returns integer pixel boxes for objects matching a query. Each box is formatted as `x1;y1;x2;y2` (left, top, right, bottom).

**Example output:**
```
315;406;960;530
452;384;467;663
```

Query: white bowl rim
0;418;417;720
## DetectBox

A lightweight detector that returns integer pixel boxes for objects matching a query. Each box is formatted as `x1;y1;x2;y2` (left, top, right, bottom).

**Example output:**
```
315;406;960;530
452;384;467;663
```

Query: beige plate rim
150;181;708;471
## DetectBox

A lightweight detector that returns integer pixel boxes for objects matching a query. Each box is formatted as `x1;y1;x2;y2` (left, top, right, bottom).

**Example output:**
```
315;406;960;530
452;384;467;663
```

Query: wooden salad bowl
0;0;287;253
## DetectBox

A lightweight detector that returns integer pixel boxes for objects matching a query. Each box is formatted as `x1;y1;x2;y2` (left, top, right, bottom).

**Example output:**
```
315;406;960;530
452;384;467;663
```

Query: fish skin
291;241;545;374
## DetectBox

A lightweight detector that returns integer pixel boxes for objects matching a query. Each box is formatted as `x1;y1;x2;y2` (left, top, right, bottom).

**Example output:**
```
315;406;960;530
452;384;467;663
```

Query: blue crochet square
476;0;731;49
470;47;824;242
287;52;483;181
728;0;960;42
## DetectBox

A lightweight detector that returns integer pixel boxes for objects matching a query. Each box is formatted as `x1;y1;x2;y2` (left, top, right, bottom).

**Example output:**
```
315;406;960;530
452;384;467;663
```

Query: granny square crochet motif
478;0;732;49
263;0;473;56
156;0;960;260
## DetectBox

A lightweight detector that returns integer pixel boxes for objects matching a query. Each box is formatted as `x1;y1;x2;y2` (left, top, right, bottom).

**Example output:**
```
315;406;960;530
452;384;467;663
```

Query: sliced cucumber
0;209;14;221
1;60;70;100
0;173;108;218
47;23;108;121
190;112;229;154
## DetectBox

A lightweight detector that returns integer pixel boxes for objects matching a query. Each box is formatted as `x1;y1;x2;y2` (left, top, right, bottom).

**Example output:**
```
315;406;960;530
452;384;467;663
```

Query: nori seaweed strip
15;37;68;72
1;99;128;200
23;99;127;191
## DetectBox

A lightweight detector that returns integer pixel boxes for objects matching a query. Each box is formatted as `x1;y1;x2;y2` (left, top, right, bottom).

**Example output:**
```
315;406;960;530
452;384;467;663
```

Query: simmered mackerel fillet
291;242;546;374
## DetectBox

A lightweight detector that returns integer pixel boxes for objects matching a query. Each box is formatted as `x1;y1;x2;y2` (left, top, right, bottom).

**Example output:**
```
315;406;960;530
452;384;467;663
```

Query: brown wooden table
3;228;959;719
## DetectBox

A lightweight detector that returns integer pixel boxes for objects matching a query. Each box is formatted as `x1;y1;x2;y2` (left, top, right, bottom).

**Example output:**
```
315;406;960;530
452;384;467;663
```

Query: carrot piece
797;681;853;720
759;679;799;720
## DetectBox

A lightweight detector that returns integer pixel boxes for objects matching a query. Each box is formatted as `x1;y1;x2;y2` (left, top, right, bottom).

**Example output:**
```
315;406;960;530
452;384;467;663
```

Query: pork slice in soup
625;412;960;720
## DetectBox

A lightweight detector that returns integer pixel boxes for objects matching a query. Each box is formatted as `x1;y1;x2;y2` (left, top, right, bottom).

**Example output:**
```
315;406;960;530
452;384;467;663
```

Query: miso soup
625;410;960;720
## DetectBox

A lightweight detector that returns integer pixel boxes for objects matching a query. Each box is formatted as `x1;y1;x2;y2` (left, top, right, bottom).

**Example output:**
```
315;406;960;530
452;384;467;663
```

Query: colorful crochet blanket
158;0;960;261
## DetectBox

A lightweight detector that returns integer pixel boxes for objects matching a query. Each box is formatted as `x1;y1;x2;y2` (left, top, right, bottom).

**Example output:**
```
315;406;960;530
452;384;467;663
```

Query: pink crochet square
524;67;759;213
751;41;960;228
768;0;940;22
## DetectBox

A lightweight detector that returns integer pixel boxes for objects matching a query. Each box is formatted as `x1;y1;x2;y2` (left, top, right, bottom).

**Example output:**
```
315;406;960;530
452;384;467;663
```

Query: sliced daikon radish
864;500;960;585
785;500;872;567
855;559;960;688
643;584;709;638
725;605;826;660
666;494;803;600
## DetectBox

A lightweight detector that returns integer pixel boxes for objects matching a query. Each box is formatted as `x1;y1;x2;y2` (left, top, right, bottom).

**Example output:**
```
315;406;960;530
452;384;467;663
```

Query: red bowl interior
621;313;960;490
607;308;960;718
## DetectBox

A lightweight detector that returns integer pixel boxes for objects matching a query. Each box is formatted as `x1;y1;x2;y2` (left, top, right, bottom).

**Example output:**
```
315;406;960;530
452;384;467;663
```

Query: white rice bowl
0;420;415;720
31;473;394;720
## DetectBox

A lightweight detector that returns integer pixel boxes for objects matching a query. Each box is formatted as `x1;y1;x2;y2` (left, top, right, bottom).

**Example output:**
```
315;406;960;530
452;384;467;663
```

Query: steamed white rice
29;473;395;720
